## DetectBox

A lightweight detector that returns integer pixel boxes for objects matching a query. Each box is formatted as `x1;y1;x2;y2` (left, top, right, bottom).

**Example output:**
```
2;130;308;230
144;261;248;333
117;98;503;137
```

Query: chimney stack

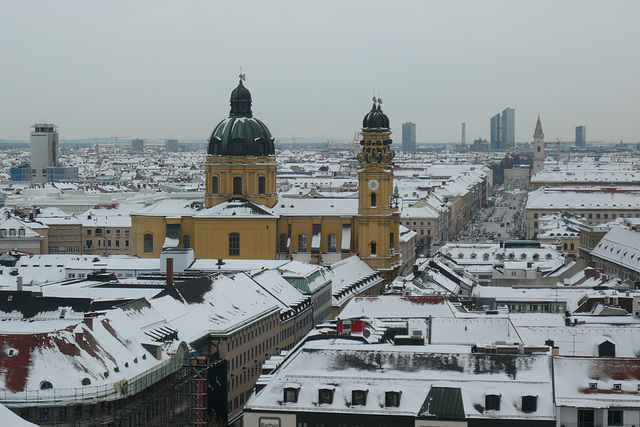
166;258;174;287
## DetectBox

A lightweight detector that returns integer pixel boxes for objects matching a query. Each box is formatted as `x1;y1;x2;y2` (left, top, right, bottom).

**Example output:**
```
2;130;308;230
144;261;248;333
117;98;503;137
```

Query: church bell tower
356;98;401;281
532;115;545;177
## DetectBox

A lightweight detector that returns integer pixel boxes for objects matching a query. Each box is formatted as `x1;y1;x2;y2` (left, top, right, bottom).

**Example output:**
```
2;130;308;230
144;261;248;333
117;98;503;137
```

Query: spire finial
239;66;245;82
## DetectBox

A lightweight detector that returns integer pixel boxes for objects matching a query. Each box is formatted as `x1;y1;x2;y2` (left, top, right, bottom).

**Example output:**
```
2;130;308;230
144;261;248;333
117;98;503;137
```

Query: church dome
207;79;275;156
362;100;390;130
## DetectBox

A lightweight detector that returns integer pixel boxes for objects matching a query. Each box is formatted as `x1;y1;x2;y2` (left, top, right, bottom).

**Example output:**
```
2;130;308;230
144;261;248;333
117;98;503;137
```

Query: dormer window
40;380;53;390
589;382;597;391
485;394;501;411
613;383;622;392
352;389;367;406
385;391;401;407
283;387;299;403
318;388;334;404
521;395;537;413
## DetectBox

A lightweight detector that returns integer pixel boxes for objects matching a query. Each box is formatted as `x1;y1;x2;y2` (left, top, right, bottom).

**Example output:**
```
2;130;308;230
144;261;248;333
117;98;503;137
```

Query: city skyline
1;1;639;143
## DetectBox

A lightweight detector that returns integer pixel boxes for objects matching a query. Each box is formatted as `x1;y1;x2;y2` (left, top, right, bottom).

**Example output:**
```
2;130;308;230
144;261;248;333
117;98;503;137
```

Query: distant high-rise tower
490;113;501;149
165;139;179;152
501;108;515;149
575;126;586;147
402;122;416;153
461;122;466;144
490;108;515;150
532;115;545;177
30;123;59;182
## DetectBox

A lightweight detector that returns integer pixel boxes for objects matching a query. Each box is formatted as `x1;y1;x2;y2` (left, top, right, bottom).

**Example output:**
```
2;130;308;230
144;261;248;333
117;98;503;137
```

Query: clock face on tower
368;179;379;191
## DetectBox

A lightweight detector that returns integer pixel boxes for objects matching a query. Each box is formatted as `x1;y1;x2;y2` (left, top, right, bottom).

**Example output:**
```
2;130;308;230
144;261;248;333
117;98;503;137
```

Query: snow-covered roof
591;227;640;273
273;198;357;216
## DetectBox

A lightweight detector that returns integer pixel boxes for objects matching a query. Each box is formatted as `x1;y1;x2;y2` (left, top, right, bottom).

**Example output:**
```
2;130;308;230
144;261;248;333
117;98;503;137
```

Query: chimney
74;325;84;349
16;276;23;292
166;258;174;287
83;314;94;331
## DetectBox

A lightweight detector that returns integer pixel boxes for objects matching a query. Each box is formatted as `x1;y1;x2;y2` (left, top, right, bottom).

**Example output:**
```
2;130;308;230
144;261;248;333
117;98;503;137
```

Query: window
9;229;16;236
233;177;242;196
485;394;500;411
87;229;92;236
371;241;377;255
371;193;377;207
298;234;308;253
40;380;53;390
318;388;334;404
57;407;67;421
18;229;25;236
212;176;219;194
0;229;5;237
385;391;400;407
608;409;623;426
229;233;240;256
144;233;154;254
115;240;120;247
328;234;337;253
258;176;266;194
578;409;595;427
352;390;367;405
183;235;190;249
279;234;287;253
81;378;91;386
95;228;102;237
39;408;49;423
570;243;575;250
390;232;394;250
521;395;537;413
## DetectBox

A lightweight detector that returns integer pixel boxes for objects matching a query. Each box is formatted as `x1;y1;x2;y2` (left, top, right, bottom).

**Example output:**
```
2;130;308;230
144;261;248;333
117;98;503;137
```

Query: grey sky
1;1;638;143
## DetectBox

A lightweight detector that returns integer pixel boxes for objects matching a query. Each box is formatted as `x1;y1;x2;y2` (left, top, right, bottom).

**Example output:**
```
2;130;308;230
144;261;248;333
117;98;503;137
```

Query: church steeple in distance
534;114;544;139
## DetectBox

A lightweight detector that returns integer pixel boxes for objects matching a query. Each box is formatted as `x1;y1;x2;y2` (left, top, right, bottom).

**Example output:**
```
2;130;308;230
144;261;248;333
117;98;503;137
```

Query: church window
212;176;219;194
233;177;242;196
371;193;377;207
229;233;240;256
258;176;266;195
570;243;575;250
298;234;308;253
279;234;287;253
371;241;377;255
143;233;154;254
328;234;337;253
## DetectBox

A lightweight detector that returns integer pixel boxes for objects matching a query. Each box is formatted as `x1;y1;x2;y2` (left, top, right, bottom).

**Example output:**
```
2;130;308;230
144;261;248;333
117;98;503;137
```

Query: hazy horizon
1;1;639;143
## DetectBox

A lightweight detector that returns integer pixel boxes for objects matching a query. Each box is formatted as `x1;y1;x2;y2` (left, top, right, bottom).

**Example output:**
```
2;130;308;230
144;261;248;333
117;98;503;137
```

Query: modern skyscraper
501;108;515;149
576;126;586;147
402;122;416;153
30;123;59;182
490;114;501;149
131;138;145;151
490;108;515;149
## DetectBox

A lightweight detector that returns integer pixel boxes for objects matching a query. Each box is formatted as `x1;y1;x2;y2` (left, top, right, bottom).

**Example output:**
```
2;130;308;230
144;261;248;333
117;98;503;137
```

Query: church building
131;78;401;281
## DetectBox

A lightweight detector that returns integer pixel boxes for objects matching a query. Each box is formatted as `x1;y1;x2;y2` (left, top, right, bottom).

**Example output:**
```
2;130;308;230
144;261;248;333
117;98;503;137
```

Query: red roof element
402;295;446;304
588;358;640;381
0;327;81;392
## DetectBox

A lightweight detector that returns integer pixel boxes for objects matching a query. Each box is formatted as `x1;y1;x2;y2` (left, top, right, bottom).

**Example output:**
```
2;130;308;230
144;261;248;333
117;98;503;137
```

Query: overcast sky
1;1;638;143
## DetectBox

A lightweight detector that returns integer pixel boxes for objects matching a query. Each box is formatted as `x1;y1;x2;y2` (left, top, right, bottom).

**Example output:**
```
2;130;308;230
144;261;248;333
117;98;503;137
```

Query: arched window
533;253;540;261
537;146;541;152
371;193;377;207
483;253;490;261
371;241;377;255
279;234;287;253
143;233;154;254
211;176;219;194
81;378;91;386
40;381;53;390
298;234;308;253
328;234;337;253
570;243;575;250
258;176;266;195
521;253;527;259
233;177;242;196
183;235;190;249
563;243;568;250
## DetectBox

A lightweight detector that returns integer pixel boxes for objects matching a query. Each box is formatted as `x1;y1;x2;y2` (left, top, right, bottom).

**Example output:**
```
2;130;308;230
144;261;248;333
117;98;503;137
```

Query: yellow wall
192;216;277;259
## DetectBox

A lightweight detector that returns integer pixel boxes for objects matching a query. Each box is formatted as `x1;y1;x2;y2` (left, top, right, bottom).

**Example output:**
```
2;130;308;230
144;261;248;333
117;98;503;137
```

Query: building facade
29;123;58;183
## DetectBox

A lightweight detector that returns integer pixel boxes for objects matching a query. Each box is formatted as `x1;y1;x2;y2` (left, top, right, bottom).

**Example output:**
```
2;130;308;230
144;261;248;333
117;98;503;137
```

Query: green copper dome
363;99;390;130
208;79;275;156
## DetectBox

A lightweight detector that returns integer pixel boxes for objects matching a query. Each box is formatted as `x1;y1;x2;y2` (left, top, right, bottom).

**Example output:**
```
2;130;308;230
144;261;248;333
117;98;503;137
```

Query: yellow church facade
131;80;401;281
